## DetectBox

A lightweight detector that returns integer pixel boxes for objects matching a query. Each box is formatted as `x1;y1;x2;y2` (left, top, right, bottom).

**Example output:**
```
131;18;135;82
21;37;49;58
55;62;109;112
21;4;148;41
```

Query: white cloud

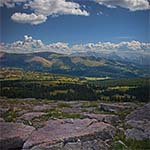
1;35;70;53
71;40;150;54
2;0;89;24
11;13;47;25
1;36;150;55
25;0;89;17
94;0;150;11
8;35;45;52
1;0;149;25
0;0;28;8
45;42;71;54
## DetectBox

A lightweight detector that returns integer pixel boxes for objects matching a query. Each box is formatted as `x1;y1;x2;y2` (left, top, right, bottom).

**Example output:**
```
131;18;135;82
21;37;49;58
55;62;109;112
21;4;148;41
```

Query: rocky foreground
0;98;150;150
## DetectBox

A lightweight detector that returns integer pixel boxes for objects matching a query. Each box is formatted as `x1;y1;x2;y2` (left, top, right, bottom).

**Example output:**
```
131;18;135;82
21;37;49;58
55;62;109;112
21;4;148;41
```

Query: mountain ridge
0;51;149;78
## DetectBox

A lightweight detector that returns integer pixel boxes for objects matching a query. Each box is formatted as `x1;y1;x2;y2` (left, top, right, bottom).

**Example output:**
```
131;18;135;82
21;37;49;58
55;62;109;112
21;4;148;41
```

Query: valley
0;68;149;102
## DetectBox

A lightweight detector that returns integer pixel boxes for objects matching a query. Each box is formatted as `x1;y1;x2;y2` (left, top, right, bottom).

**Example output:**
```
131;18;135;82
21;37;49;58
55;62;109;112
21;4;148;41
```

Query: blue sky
1;0;149;45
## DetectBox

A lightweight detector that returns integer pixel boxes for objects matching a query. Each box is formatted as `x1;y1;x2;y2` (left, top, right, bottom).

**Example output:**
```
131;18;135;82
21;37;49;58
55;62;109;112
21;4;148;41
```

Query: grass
71;57;106;67
3;110;18;122
112;132;150;150
85;77;110;81
81;101;99;108
0;68;80;83
114;109;132;121
43;109;82;119
108;86;136;92
57;102;72;108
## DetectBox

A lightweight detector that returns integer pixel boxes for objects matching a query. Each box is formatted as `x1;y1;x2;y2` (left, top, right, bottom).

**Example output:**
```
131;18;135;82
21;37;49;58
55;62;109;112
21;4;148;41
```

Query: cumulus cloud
1;0;149;25
71;40;150;54
7;35;45;52
11;13;47;25
46;42;71;54
1;0;89;25
25;0;89;17
1;36;150;55
0;0;28;8
1;35;70;53
94;0;150;11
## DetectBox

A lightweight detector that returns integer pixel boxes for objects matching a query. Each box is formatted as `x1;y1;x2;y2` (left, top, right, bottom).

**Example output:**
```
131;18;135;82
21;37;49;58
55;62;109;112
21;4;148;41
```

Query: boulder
125;103;150;121
17;110;30;116
18;112;46;121
0;122;35;150
0;117;5;122
23;118;116;150
84;113;120;125
61;107;82;114
33;104;52;112
125;103;150;140
82;107;96;113
99;103;133;112
81;139;109;150
0;107;9;116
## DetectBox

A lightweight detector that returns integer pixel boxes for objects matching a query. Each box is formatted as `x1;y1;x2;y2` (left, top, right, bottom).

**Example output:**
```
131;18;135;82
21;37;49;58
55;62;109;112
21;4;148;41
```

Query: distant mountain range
0;51;149;78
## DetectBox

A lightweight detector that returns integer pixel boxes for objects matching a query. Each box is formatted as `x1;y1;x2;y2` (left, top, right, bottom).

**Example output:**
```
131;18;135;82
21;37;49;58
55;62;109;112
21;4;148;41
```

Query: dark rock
17;110;30;116
18;112;46;121
82;139;109;150
33;105;52;112
23;118;116;150
125;103;150;121
82;107;96;113
0;107;9;116
84;113;120;124
125;127;150;140
61;107;82;114
125;103;150;140
0;122;35;150
0;117;5;122
99;103;134;112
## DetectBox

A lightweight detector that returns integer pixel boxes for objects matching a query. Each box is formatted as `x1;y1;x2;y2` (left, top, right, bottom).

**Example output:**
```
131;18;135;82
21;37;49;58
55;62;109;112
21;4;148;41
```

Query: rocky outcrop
23;118;116;150
61;107;82;114
125;103;150;140
18;112;46;121
33;104;52;112
0;117;5;122
0;107;9;116
84;113;120;125
125;103;150;121
99;103;135;112
0;122;35;150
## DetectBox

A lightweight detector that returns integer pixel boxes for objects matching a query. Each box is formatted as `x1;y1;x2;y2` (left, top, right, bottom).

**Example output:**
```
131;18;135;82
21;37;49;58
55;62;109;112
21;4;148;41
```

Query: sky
0;0;150;54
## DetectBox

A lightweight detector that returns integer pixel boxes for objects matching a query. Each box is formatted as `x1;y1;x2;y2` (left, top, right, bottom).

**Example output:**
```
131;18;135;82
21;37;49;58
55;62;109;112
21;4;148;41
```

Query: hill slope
0;52;149;78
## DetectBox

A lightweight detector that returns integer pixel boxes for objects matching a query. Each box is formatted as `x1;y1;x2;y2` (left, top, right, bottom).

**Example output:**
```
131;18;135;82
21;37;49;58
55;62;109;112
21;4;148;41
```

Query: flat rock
0;107;9;116
0;117;5;122
0;122;35;150
17;110;30;116
18;112;46;121
82;107;96;113
30;139;109;150
23;118;116;150
61;107;82;113
33;104;52;112
99;103;133;112
125;103;150;121
125;103;150;140
84;113;120;124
